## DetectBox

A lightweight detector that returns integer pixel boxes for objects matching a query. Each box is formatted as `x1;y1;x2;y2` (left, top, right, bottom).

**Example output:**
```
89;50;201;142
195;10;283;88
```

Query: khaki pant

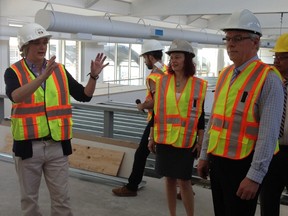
14;140;73;216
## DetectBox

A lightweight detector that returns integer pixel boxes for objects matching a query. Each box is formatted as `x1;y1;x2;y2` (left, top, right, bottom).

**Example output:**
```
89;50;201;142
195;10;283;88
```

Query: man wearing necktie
197;9;284;216
260;33;288;216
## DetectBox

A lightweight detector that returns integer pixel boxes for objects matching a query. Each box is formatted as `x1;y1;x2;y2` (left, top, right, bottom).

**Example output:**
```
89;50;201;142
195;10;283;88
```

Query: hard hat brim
270;48;288;53
166;50;195;58
221;28;262;37
139;49;163;57
19;34;52;51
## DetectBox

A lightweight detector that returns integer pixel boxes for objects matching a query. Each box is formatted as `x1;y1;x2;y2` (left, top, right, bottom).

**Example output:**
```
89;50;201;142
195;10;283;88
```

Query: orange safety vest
207;60;281;159
145;62;167;121
10;59;73;141
154;74;207;148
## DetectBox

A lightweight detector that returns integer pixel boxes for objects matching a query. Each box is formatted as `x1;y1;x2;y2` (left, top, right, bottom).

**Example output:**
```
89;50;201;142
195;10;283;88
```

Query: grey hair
248;33;261;50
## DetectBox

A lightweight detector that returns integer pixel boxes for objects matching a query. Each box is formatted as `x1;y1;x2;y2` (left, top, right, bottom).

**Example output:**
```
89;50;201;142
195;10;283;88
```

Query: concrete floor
0;158;287;216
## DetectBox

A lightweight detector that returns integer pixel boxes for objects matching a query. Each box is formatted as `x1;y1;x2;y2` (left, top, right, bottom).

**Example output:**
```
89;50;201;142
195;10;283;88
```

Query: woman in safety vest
148;39;207;216
4;23;108;216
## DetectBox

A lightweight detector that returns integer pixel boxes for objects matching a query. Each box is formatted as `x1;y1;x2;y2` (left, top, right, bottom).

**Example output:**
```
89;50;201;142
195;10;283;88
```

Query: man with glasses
197;9;284;216
260;33;288;216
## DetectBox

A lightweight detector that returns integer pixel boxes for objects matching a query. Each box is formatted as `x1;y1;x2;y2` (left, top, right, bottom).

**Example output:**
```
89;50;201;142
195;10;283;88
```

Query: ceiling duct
0;26;19;37
35;9;224;45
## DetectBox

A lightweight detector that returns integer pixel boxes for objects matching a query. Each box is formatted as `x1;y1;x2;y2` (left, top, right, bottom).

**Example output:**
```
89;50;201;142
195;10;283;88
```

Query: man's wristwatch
87;73;99;80
148;137;153;141
90;74;99;80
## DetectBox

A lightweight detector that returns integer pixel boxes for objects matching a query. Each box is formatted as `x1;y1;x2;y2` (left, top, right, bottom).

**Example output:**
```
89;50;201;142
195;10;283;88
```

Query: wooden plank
69;143;124;176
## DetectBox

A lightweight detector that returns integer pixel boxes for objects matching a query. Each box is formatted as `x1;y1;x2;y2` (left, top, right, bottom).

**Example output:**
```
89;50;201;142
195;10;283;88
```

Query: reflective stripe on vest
145;63;167;121
208;60;278;159
154;74;207;148
10;59;72;141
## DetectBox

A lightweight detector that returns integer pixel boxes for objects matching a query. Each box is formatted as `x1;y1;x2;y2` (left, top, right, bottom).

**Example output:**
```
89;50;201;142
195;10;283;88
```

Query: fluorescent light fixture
7;18;28;28
8;23;23;27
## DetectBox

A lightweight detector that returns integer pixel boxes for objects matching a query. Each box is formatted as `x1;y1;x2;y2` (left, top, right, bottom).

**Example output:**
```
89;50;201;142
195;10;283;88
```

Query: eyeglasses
222;36;252;43
273;55;288;61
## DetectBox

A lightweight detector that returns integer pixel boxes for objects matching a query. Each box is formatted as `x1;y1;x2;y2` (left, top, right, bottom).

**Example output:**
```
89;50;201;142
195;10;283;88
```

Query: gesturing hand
90;53;109;78
44;55;57;78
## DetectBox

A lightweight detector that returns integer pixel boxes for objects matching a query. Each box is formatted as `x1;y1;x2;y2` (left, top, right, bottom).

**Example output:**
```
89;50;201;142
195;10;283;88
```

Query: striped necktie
279;81;288;138
230;68;240;85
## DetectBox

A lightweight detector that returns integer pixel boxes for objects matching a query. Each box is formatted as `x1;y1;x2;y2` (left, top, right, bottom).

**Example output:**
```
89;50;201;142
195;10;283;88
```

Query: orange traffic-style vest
145;62;167;121
10;59;73;141
207;60;281;159
154;74;207;148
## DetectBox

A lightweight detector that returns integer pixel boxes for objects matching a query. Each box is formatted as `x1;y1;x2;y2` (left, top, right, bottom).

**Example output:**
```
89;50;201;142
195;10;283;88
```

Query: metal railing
72;101;147;142
0;95;210;180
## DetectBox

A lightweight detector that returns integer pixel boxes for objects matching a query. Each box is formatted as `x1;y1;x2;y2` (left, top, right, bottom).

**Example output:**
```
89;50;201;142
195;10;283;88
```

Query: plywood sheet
69;143;124;176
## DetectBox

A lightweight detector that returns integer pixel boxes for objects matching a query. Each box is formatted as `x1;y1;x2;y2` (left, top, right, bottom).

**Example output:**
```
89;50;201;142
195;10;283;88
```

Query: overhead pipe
0;26;19;37
35;9;224;45
0;10;273;48
0;24;274;47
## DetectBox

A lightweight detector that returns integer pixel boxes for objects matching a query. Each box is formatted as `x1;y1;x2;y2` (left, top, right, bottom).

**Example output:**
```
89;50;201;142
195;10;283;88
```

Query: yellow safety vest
208;60;282;159
154;74;207;148
10;59;73;141
145;63;167;121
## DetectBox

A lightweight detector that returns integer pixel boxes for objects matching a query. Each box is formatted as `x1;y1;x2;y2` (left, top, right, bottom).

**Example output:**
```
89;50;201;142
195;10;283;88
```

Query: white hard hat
166;39;195;57
140;39;163;56
221;9;262;36
18;23;52;51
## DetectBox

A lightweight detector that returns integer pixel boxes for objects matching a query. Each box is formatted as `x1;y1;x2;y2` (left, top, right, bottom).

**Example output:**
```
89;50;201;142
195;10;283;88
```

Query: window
9;38;21;64
48;40;80;80
64;40;79;80
103;43;143;85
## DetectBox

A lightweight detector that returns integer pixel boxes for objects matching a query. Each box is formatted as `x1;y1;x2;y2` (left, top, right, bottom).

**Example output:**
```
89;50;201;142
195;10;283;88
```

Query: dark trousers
209;154;259;216
260;146;288;216
126;119;152;191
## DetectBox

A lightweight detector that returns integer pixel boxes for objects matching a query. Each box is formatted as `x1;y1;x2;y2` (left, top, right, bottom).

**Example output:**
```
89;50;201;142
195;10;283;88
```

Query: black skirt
155;143;196;180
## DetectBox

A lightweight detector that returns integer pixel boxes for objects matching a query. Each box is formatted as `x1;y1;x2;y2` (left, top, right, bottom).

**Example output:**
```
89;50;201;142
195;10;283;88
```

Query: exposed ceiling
1;0;288;44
